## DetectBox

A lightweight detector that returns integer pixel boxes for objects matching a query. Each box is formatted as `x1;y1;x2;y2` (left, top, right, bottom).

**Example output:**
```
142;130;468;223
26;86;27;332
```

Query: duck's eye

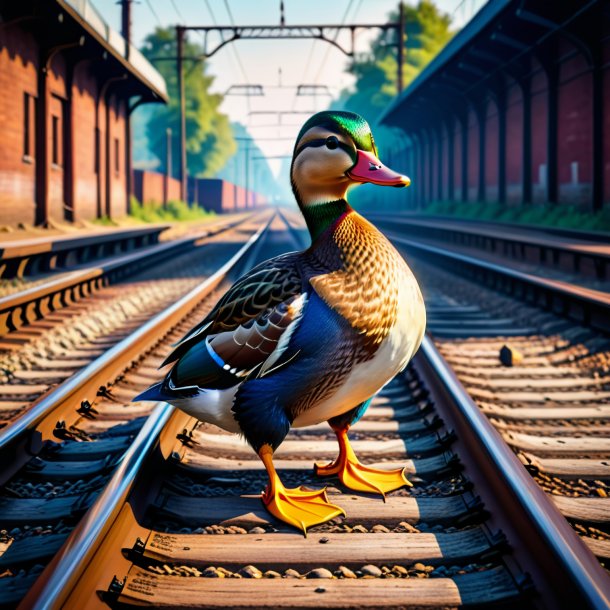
325;136;339;150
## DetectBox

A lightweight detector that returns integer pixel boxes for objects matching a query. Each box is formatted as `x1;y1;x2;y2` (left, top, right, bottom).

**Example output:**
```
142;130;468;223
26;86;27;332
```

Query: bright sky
92;0;485;175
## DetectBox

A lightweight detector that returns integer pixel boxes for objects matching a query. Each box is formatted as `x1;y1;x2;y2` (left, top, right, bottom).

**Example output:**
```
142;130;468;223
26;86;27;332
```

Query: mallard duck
135;110;426;534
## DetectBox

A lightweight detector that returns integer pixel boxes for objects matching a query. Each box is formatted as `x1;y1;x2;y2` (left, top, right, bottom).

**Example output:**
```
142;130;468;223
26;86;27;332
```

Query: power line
203;0;218;23
222;0;251;112
313;0;355;83
144;0;161;25
352;0;365;21
223;0;236;24
296;1;355;109
222;0;250;85
170;0;185;22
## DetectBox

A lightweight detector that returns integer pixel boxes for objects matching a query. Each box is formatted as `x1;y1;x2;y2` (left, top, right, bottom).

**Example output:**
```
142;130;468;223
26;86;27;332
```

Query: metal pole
120;0;131;60
245;146;250;209
397;2;404;94
165;127;172;207
176;26;187;202
233;154;238;211
121;0;132;212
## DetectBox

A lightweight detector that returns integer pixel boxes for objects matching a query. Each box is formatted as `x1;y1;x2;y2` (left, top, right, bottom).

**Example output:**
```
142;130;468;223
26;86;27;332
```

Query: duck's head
290;110;410;210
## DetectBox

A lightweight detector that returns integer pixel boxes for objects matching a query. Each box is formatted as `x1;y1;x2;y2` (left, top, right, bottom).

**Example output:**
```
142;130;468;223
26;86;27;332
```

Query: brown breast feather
309;212;403;351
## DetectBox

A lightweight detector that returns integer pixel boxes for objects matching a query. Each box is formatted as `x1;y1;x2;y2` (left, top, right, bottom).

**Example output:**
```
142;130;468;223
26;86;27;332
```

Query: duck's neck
301;199;351;242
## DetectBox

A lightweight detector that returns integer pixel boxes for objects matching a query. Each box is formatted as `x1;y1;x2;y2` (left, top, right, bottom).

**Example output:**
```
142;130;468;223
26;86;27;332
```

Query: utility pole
245;146;250;209
176;26;187;202
120;0;133;211
397;1;404;94
120;0;132;59
164;127;172;207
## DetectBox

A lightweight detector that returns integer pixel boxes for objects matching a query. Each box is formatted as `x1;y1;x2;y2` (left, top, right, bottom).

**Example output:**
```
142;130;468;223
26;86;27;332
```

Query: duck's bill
346;150;410;187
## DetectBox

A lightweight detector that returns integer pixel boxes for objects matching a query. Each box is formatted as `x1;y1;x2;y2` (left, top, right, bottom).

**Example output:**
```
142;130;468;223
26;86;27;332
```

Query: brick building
378;0;610;213
0;0;167;226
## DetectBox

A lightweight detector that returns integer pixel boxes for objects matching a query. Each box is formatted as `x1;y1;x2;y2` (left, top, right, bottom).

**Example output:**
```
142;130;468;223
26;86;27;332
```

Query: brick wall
0;24;37;225
133;169;181;206
72;62;99;220
557;42;592;206
48;53;68;223
133;171;265;213
0;19;149;226
108;94;127;219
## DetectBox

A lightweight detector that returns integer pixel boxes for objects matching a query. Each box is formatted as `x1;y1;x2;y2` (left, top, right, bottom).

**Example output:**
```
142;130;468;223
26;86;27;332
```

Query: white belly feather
292;277;426;428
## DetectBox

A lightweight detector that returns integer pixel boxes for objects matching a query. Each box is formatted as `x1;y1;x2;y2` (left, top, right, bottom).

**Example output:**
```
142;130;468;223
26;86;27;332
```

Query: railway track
0;212;278;607
357;221;610;571
0;213;255;338
0;213;267;431
0;211;605;609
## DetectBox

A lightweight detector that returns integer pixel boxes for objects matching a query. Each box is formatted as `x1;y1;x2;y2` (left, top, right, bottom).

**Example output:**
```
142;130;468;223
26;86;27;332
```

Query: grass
420;201;610;234
92;197;216;226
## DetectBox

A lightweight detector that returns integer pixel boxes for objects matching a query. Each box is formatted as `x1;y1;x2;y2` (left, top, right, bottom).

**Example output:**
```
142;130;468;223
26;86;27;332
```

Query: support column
413;135;421;209
521;77;532;204
177;26;187;202
497;92;506;204
546;63;558;204
125;103;132;214
447;120;454;201
437;126;444;201
397;2;404;94
421;131;430;207
477;105;486;202
64;61;75;222
35;50;49;226
592;54;603;211
461;115;468;202
427;130;434;204
105;94;112;218
245;146;250;209
121;0;133;213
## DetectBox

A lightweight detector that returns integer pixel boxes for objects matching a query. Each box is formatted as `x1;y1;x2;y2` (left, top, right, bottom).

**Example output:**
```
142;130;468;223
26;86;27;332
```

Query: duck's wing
158;251;306;390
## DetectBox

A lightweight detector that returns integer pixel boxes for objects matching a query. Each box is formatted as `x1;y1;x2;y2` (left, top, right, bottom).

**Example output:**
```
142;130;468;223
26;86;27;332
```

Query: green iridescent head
290;109;409;240
294;110;378;158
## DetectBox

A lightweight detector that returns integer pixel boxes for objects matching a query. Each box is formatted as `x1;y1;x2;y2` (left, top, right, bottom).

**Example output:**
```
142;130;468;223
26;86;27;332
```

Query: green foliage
137;28;236;178
338;1;454;118
130;197;216;223
423;201;610;234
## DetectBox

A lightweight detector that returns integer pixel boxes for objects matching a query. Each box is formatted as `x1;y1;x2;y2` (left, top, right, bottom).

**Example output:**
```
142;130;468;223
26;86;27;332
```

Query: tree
338;1;454;117
134;27;236;179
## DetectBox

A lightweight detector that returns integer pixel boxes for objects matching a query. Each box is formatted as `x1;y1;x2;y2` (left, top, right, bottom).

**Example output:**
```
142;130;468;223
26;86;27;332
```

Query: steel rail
417;336;610;609
16;212;610;608
372;213;610;262
19;401;175;610
0;213;257;336
373;212;610;245
370;213;610;283
386;231;610;332
0;214;272;485
0;224;169;279
17;212;281;610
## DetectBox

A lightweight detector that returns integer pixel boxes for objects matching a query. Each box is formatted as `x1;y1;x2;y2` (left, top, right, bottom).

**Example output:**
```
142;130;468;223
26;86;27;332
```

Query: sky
91;0;486;177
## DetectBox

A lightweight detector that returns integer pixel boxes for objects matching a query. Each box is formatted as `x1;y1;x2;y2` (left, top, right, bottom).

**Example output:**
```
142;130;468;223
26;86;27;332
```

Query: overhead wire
293;0;354;111
170;0;185;22
144;0;161;25
351;0;364;21
313;0;355;84
222;0;252;110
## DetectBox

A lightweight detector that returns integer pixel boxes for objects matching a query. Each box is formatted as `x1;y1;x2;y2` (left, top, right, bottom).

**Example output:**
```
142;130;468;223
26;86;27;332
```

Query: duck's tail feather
133;381;173;403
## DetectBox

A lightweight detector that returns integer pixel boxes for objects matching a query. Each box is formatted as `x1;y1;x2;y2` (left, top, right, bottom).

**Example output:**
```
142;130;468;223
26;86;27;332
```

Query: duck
135;110;426;534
